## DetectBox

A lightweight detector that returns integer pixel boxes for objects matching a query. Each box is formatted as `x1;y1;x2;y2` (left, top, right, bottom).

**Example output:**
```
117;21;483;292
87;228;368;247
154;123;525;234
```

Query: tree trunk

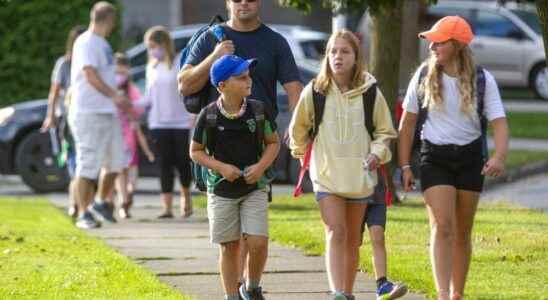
538;0;548;60
369;1;403;110
369;1;404;204
398;0;421;89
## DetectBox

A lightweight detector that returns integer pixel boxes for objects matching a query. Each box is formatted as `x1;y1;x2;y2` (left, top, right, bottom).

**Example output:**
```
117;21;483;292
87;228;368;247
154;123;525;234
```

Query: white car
359;0;548;100
126;23;327;79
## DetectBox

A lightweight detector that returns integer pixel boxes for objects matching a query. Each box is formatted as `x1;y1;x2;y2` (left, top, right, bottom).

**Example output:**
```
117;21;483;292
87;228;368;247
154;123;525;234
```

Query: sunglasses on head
231;0;257;3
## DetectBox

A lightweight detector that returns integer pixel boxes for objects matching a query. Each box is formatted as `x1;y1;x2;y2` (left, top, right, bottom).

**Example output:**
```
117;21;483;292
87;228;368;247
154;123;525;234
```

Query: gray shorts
207;189;269;244
69;113;125;179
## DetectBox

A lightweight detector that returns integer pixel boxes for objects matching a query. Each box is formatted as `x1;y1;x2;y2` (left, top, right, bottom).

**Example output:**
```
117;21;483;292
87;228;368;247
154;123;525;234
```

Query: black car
0;61;318;193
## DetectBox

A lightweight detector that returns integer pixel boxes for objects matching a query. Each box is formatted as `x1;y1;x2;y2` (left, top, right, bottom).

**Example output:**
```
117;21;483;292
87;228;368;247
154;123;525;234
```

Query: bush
0;0;121;107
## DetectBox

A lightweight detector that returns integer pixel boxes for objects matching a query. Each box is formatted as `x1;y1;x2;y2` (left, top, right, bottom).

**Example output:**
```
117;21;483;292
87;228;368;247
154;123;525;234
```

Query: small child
190;55;279;300
112;52;155;218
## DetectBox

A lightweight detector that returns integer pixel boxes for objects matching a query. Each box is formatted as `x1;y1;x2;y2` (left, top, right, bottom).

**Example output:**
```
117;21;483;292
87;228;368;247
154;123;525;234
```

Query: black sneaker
75;211;101;229
239;284;265;300
90;202;117;223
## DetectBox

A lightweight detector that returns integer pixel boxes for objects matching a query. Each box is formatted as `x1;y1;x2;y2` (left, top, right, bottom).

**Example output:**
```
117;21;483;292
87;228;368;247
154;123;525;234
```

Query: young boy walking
362;181;408;300
190;54;280;300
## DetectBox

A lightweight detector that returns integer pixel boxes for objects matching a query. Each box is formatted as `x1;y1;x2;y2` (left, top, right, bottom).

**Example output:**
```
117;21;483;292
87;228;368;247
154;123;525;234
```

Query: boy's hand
244;163;264;184
219;163;241;182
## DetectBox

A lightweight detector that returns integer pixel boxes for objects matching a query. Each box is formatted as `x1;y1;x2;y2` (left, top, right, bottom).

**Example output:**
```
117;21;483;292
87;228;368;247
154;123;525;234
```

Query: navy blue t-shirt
185;24;301;118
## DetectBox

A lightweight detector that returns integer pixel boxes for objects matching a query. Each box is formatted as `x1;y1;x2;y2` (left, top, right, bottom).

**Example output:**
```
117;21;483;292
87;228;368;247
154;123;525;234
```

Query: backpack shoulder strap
247;99;265;152
475;66;489;162
204;102;218;153
417;64;429;111
476;65;486;118
363;83;378;140
311;82;326;139
412;64;430;150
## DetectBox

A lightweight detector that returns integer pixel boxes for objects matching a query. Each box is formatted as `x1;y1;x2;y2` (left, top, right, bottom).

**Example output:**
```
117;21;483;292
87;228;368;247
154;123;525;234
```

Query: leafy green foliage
0;0;121;107
278;0;437;14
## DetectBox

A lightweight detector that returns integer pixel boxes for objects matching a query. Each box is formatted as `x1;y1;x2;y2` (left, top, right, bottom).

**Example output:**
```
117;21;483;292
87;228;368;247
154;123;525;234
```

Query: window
425;6;473;30
299;39;327;60
511;9;541;35
474;11;524;39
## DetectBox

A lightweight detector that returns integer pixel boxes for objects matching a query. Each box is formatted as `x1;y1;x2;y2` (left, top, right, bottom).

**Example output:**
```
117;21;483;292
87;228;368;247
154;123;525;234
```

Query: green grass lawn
194;195;548;299
0;198;190;300
504;112;548;140
500;88;537;100
504;149;548;170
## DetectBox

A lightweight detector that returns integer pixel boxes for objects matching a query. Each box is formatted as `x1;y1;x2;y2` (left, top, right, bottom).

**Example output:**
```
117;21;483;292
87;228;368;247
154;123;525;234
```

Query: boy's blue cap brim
210;55;257;87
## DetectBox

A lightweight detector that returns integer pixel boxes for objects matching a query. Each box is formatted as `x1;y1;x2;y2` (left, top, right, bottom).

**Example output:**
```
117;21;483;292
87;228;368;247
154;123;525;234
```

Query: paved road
503;100;548;112
482;173;548;211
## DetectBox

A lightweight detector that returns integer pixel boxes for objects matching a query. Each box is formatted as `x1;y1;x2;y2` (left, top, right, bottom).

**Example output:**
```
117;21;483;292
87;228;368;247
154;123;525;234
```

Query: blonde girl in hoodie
288;30;397;300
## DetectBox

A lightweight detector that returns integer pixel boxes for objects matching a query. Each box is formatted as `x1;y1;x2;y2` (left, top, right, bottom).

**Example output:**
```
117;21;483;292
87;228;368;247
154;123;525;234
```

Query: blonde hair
420;40;476;115
144;26;175;69
314;29;366;95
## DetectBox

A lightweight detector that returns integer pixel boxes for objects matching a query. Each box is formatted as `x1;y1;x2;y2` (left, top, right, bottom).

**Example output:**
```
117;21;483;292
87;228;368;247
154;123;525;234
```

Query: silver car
359;0;548;100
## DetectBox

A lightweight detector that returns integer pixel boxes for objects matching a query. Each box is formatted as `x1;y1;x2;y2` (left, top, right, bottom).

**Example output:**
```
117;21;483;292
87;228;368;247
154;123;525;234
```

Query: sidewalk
48;192;424;300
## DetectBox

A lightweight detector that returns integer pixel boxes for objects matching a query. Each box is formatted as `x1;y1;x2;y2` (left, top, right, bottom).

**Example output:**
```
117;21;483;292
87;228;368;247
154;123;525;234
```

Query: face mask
115;74;128;87
150;47;165;61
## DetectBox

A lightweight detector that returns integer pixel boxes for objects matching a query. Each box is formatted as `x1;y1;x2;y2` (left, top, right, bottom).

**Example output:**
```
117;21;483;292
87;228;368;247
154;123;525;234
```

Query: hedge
0;0;121;107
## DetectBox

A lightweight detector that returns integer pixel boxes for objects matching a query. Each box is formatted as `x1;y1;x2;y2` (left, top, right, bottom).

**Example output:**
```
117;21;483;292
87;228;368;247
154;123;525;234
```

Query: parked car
126;23;328;80
359;0;548;99
0;60;319;193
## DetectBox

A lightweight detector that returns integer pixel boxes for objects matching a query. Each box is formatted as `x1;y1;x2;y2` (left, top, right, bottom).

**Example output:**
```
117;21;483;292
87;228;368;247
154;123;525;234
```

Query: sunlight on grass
0;198;192;300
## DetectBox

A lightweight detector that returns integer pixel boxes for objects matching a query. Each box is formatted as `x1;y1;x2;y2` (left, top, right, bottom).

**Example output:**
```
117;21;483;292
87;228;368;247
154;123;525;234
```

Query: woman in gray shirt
41;25;85;217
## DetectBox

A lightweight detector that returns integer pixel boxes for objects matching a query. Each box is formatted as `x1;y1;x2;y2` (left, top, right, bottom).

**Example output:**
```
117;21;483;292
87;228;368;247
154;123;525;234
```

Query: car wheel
530;62;548;100
288;158;313;193
15;130;69;193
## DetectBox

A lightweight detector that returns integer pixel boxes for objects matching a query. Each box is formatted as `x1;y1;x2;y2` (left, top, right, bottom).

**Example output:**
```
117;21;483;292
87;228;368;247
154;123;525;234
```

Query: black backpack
412;65;488;162
179;15;225;114
311;83;391;204
193;99;275;195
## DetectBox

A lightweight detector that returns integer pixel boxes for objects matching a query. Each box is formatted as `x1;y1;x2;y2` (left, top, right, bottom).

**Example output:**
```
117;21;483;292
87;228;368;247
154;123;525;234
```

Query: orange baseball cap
419;16;474;45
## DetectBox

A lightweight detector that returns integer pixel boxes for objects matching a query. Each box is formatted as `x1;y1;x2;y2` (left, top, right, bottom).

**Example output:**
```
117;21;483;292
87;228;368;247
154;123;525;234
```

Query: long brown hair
314;29;366;94
65;25;86;60
420;40;477;114
144;26;175;69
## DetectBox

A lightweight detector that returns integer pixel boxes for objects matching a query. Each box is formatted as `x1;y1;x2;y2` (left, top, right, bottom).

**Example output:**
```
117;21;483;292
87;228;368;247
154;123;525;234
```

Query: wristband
401;164;411;170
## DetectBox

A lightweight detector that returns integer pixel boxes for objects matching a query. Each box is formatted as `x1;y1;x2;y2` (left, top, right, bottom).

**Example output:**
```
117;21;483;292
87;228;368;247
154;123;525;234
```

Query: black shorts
419;138;485;193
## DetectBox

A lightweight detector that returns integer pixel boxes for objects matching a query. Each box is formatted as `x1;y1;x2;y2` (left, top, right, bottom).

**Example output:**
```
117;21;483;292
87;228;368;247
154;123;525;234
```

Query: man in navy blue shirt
178;0;303;117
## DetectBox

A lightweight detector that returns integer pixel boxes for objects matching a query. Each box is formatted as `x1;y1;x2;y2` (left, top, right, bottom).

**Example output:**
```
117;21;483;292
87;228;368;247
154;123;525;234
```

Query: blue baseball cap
210;55;257;87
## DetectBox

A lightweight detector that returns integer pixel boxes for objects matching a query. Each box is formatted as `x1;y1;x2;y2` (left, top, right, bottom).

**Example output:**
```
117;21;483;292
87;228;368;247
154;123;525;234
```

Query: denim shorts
315;192;369;204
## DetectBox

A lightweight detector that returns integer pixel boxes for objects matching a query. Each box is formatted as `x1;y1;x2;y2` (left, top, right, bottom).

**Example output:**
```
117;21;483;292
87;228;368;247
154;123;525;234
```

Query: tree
0;0;121;106
537;0;548;60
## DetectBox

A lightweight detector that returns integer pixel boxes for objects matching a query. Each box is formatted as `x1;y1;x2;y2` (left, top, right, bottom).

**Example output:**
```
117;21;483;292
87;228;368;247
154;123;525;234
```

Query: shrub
0;0;121;107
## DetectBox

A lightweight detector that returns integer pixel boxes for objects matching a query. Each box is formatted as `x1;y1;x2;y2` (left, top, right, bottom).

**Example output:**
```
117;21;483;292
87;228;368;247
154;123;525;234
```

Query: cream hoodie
289;73;397;198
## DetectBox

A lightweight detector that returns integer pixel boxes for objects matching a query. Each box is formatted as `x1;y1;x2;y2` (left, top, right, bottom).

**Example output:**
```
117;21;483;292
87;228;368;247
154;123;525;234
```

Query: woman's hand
364;153;380;170
402;168;416;192
40;115;57;132
482;155;505;178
